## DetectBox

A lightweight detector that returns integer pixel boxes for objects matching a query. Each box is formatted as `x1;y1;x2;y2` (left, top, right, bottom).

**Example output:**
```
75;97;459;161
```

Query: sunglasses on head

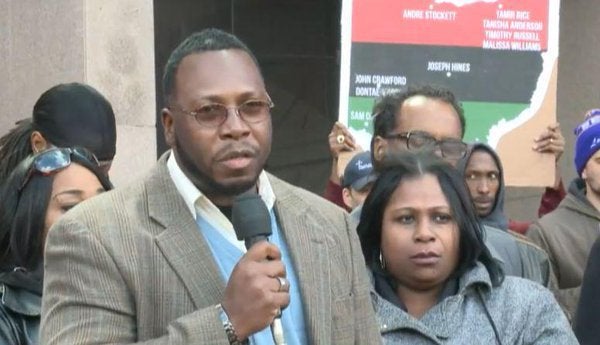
19;147;100;191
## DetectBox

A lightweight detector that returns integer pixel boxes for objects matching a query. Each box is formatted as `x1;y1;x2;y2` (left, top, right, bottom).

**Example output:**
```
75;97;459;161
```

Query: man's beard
174;135;261;200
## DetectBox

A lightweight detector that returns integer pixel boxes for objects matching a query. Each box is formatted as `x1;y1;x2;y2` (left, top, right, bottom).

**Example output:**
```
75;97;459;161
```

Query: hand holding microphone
220;192;289;344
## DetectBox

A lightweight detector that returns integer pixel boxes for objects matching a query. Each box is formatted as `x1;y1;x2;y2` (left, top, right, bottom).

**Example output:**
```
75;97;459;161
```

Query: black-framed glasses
384;130;468;159
171;98;274;128
19;147;99;191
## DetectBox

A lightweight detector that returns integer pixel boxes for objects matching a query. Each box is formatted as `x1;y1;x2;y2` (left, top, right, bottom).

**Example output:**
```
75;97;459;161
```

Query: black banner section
349;43;543;103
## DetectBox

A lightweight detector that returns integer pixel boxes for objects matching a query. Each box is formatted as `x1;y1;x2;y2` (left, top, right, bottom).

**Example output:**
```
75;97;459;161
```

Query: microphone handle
244;235;269;252
271;318;286;345
244;235;286;345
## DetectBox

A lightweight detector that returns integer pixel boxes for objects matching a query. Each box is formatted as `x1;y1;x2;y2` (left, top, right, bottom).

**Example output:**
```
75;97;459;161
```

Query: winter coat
456;143;555;287
372;262;577;345
0;268;42;345
527;178;600;320
574;236;600;344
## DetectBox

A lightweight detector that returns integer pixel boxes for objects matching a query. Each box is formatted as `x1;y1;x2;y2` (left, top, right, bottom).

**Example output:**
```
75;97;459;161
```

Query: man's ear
30;131;48;153
162;108;176;148
342;187;353;210
373;136;388;164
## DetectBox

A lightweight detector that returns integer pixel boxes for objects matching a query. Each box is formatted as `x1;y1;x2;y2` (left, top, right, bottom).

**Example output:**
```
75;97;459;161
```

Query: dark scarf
0;264;43;296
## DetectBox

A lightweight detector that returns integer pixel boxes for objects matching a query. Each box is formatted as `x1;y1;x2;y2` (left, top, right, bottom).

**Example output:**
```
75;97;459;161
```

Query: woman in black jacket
0;147;112;344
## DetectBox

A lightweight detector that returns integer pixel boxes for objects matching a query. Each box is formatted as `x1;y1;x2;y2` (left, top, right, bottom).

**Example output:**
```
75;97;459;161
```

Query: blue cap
342;151;377;190
574;111;600;176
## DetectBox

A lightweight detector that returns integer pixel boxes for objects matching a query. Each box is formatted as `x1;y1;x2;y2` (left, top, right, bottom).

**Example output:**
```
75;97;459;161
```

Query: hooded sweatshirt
457;143;508;230
527;178;600;320
456;143;565;234
458;143;555;289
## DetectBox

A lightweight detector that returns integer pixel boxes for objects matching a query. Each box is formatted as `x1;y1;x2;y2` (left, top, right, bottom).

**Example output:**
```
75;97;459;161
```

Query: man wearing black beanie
0;82;117;180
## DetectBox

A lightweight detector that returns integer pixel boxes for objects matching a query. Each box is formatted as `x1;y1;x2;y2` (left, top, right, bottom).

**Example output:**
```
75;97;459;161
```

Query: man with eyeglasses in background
327;86;566;219
341;85;554;286
324;86;468;211
41;29;380;344
369;85;467;167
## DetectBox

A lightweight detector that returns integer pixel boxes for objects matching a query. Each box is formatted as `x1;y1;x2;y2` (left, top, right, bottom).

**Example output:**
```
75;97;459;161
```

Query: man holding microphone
40;29;379;345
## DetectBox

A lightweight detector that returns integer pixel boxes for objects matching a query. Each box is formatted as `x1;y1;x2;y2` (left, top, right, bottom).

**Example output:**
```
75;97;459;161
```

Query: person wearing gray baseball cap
342;151;377;210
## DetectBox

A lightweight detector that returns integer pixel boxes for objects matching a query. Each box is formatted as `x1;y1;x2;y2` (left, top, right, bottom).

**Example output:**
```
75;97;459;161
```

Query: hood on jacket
457;143;508;230
568;177;587;202
565;177;600;219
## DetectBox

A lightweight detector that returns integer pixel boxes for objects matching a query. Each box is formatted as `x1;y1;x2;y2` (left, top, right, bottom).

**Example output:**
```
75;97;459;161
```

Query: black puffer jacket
0;268;42;345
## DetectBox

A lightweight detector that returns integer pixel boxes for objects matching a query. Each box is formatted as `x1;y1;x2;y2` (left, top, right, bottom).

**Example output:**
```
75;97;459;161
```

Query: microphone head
231;192;272;243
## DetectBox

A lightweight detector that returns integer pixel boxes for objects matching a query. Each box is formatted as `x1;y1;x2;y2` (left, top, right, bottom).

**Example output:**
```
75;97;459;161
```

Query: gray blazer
40;156;381;344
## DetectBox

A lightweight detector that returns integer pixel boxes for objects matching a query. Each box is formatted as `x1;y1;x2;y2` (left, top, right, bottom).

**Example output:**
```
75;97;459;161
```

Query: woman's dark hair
357;150;504;287
0;119;35;184
0;148;113;271
0;82;116;183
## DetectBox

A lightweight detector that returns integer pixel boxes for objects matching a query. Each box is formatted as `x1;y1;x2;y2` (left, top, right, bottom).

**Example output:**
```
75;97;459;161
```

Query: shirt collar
166;150;276;220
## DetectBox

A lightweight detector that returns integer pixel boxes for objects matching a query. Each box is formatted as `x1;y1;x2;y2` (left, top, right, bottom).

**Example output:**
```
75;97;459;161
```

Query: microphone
232;192;286;345
232;191;272;248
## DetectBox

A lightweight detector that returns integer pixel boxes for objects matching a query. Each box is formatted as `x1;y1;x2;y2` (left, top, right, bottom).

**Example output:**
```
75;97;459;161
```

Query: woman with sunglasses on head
358;150;576;344
0;147;112;345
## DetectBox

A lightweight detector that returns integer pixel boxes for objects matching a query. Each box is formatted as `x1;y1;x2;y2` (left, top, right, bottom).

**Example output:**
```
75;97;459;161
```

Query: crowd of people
0;28;596;344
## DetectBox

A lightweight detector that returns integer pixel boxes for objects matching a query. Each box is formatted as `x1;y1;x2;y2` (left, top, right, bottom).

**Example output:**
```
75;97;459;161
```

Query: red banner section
352;0;548;51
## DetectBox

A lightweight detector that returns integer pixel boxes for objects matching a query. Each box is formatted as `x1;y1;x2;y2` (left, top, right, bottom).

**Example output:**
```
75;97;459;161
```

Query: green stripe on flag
346;97;529;145
462;101;529;143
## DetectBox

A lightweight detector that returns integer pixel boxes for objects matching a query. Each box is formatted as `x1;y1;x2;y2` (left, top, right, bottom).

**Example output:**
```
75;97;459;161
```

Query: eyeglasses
171;98;274;128
384;131;468;159
19;147;99;191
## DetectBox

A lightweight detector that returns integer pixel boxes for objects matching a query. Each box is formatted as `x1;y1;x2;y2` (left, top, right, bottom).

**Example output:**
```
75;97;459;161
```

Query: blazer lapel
271;177;332;344
147;158;225;308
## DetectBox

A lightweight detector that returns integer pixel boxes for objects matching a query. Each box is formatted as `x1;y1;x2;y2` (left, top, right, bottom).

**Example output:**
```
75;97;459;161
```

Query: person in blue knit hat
527;109;600;321
574;109;600;176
